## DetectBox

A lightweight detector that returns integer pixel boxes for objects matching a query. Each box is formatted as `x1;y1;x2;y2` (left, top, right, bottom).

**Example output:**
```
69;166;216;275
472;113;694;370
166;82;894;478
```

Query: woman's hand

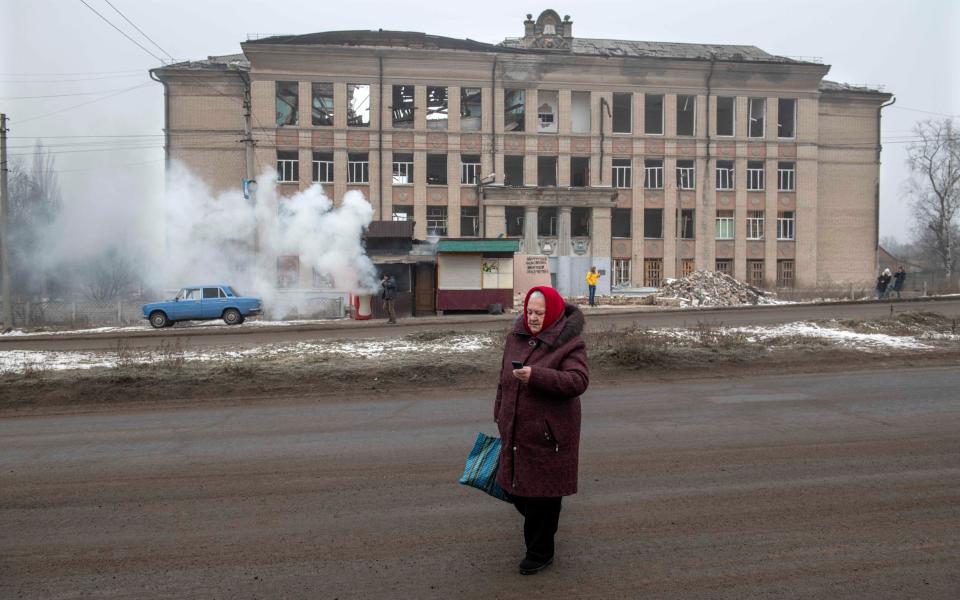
512;366;532;383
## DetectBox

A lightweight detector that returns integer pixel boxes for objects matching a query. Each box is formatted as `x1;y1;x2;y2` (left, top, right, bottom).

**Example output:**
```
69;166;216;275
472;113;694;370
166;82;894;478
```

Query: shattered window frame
426;153;448;185
613;258;631;288
643;208;663;239
460;87;482;131
505;206;525;237
644;94;664;135
311;82;334;126
392;152;414;185
716;96;735;136
676;95;696;136
537;155;558;187
612;92;632;134
392;204;413;222
778;98;797;139
571;91;591;134
426;205;448;237
276;81;299;126
748;97;766;138
538;207;558;237
680;208;695;239
426;86;449;129
570;156;590;187
716;160;735;190
571;207;591;237
537;90;559;134
347;84;371;127
391;85;416;129
504;88;526;132
612;207;631;238
460;206;480;237
504;155;524;187
277;255;300;289
676;159;695;190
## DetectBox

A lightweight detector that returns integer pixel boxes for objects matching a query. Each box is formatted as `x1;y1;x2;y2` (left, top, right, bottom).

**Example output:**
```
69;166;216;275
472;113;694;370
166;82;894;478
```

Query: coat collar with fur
512;302;585;346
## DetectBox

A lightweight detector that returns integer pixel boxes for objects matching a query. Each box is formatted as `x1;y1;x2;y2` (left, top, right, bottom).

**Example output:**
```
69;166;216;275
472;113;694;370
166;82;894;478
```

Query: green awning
436;239;521;253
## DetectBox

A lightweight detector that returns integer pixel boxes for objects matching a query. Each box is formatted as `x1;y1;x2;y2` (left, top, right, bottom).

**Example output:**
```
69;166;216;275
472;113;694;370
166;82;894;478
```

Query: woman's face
527;295;546;334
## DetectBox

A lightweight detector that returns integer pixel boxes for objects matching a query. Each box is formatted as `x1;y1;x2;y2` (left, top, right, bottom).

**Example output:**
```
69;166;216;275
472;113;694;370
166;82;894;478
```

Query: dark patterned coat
494;303;589;497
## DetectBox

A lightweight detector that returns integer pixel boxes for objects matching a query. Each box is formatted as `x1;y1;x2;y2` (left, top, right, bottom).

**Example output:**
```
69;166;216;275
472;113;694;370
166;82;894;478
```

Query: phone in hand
511;360;523;369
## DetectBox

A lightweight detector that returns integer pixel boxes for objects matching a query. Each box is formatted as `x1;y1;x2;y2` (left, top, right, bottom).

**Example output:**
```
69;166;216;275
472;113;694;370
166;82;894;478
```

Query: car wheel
164;320;176;327
237;315;246;324
149;311;169;328
223;308;242;325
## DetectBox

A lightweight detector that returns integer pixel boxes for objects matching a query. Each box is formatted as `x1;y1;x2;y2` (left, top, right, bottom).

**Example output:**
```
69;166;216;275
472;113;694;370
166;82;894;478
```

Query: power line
0;69;146;77
0;86;151;100
13;83;152;124
102;0;176;61
0;73;146;84
890;106;959;119
77;0;164;62
7;145;164;157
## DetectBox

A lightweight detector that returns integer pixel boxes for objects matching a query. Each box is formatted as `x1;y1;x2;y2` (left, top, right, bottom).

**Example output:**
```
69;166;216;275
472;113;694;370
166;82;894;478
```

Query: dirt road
5;297;960;352
2;367;958;598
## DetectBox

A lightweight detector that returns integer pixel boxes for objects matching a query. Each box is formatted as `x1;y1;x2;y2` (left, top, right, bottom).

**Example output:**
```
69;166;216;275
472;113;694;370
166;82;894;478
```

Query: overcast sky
2;0;958;245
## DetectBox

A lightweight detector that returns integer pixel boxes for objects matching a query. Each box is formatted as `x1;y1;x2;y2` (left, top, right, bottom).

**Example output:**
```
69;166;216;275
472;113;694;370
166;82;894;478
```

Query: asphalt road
5;297;960;352
2;367;958;598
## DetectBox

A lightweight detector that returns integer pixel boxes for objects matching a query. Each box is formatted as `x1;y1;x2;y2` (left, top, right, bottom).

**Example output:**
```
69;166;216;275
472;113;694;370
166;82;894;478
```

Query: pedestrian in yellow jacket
585;266;599;306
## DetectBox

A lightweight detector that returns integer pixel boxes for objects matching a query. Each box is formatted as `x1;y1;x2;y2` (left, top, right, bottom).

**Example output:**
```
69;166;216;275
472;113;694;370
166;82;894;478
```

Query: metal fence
4;300;145;328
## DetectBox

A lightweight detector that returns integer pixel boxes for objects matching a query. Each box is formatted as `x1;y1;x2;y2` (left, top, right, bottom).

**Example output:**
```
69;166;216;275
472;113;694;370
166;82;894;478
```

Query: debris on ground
654;271;778;307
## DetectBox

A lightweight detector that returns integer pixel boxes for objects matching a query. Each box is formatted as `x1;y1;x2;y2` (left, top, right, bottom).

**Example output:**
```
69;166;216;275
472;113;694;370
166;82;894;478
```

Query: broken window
460;206;479;237
277;256;300;288
571;91;591;134
537;90;558;133
717;96;735;136
748;260;764;288
276;150;299;182
676;159;695;190
312;151;333;183
348;152;369;183
460;87;482;131
392;85;415;128
778;98;796;138
392;205;413;221
612;92;632;133
347;84;370;127
644;208;663;239
680;208;695;239
747;210;765;239
777;211;795;240
426;154;447;185
460;154;481;184
276;81;298;126
747;160;765;190
426;86;448;129
570;156;590;187
778;161;795;191
504;155;524;187
777;260;795;288
613;258;631;287
644;259;663;287
716;210;735;239
311;83;334;126
612;208;631;238
571;207;591;237
612;158;632;188
748;97;766;138
392;153;413;185
537;156;557;187
676;95;696;136
645;94;664;134
505;206;525;236
504;88;525;132
716;160;735;190
715;259;732;275
644;159;663;189
681;259;695;277
538;207;558;237
312;267;334;289
426;206;448;237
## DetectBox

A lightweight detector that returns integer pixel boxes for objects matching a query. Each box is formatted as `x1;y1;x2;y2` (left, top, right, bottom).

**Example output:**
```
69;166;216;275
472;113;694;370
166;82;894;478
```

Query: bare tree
82;246;139;302
907;119;960;279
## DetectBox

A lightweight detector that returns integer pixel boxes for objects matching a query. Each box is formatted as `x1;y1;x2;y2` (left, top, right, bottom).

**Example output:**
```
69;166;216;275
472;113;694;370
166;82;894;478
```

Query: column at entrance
558;206;572;256
523;206;538;254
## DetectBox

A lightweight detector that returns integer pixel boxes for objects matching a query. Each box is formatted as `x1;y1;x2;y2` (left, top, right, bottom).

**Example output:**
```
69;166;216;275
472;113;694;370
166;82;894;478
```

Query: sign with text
513;253;552;294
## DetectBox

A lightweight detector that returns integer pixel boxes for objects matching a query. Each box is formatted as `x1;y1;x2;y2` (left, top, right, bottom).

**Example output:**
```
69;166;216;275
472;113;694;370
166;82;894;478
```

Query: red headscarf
523;285;566;335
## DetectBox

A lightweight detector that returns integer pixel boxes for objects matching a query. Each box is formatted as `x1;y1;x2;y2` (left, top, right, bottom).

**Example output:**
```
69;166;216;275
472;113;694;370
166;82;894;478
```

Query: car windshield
223;286;238;297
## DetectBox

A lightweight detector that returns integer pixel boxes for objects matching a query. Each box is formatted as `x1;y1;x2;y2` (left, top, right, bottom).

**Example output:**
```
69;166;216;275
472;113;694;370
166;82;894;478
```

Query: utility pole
0;113;12;330
236;71;258;256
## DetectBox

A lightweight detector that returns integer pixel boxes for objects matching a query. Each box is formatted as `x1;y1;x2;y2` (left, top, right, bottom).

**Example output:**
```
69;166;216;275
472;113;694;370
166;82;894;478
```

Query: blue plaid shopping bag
459;432;512;503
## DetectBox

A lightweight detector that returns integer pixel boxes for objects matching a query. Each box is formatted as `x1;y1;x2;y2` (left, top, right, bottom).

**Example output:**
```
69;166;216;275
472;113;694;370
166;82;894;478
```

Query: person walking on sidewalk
380;273;397;324
585;266;599;307
494;286;589;575
892;266;907;299
876;268;892;300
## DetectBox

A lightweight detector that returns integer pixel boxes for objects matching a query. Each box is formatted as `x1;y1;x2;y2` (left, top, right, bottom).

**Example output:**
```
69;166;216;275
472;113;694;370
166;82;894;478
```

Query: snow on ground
0;334;493;375
0;318;345;337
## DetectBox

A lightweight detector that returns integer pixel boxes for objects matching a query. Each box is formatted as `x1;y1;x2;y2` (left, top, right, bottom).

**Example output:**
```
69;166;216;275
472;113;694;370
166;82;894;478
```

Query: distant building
151;9;893;297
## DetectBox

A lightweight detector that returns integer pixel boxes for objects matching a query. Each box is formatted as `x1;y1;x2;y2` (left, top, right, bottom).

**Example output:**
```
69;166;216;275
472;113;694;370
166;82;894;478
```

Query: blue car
142;285;262;328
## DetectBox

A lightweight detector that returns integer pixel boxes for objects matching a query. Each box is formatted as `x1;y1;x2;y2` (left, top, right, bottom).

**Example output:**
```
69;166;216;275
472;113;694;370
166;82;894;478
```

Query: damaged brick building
151;9;893;296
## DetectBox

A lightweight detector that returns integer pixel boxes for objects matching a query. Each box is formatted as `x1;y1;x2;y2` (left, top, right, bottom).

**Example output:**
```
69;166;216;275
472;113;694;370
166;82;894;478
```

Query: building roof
152;53;249;73
245;30;512;53
501;36;803;63
819;80;890;97
436;239;521;253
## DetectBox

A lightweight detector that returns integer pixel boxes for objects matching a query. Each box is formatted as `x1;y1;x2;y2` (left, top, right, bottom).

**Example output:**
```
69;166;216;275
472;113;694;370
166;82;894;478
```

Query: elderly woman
494;285;589;575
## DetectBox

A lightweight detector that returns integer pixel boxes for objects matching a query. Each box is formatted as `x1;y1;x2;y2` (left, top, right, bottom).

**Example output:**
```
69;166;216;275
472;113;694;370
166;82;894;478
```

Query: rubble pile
654;271;776;307
568;295;653;307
